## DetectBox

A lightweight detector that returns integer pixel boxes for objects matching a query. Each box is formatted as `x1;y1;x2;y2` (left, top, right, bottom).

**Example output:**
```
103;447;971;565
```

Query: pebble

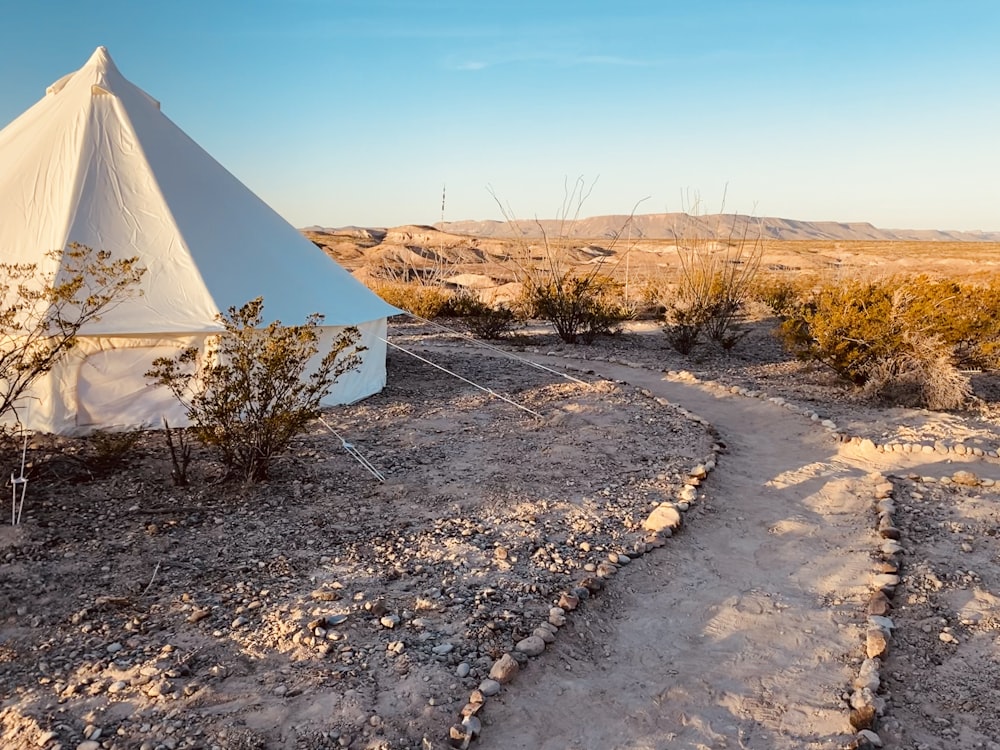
432;643;454;655
77;743;100;750
106;642;123;654
456;662;471;678
939;631;959;644
379;614;400;629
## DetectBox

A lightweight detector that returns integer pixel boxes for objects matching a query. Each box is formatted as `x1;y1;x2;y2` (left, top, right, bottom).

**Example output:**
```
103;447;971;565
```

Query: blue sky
1;1;998;231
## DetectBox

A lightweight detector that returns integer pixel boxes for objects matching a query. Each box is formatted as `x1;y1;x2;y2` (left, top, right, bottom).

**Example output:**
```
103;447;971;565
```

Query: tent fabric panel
122;97;399;327
317;318;388;406
76;343;190;429
61;93;223;334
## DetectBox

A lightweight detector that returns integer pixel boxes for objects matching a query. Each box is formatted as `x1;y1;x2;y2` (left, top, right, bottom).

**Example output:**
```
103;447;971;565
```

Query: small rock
456;662;471;678
488;654;519;684
515;636;546;657
534;626;556;643
77;743;101;750
854;658;881;692
379;614;400;629
557;592;579;611
952;470;979;486
850;705;877;731
873;481;894;499
448;725;470;748
432;643;454;656
595;562;618;578
866;627;890;659
36;731;57;747
867;592;892;616
478;679;501;697
106;642;123;654
857;728;884;747
461;715;482;739
642;503;682;533
939;631;959;644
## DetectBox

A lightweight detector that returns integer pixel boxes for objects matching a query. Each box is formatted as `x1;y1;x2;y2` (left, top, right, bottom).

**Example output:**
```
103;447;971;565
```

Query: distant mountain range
410;213;1000;242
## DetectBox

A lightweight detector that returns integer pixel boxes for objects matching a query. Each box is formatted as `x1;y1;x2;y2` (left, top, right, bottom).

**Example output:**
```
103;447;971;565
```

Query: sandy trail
462;356;996;750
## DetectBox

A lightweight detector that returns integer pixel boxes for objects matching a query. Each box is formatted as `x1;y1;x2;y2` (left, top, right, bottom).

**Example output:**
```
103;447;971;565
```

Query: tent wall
5;318;387;435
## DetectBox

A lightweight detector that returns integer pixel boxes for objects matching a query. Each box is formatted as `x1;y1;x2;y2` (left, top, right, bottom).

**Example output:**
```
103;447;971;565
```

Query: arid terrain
3;226;1000;750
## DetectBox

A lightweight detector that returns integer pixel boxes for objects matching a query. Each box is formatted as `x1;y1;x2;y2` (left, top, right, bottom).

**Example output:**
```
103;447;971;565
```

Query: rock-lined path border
421;339;1000;749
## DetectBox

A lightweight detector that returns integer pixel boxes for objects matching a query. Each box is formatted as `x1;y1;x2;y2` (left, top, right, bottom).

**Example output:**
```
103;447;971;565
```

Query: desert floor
2;317;999;750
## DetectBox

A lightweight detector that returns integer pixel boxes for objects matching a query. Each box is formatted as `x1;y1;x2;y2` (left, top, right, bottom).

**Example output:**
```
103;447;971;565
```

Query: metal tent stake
10;431;28;525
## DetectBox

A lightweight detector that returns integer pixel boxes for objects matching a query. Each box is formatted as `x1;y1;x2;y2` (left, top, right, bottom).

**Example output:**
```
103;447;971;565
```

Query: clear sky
1;1;997;231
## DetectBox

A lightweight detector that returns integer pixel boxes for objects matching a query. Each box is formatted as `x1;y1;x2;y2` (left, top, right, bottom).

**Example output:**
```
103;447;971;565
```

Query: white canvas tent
0;46;399;434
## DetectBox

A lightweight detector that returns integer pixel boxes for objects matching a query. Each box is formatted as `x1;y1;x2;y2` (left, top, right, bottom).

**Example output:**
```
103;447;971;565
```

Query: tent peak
45;46;159;109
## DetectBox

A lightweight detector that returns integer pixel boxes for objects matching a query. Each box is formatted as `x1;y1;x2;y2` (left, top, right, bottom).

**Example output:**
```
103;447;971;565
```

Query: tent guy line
402;313;590;386
380;338;543;419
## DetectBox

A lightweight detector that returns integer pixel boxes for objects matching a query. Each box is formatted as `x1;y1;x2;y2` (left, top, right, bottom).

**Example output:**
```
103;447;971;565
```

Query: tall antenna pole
440;184;446;225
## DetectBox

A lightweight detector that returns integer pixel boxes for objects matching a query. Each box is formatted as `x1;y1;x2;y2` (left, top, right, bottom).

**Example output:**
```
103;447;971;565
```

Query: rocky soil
3;315;1000;750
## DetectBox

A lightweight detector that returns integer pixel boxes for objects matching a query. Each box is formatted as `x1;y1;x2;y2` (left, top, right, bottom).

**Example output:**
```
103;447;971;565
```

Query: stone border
444;348;995;748
444;388;723;748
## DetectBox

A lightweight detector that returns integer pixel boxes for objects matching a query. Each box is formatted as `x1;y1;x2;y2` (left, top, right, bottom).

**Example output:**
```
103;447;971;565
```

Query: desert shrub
146;297;364;482
0;243;144;427
371;282;455;319
490;176;641;344
521;273;630;344
85;429;143;477
663;304;705;355
450;293;524;339
780;279;906;386
749;273;809;318
670;212;763;348
780;277;983;409
897;276;1000;369
862;333;971;410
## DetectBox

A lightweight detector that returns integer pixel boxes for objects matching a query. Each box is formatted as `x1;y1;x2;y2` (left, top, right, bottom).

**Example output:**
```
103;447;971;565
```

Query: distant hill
431;213;1000;242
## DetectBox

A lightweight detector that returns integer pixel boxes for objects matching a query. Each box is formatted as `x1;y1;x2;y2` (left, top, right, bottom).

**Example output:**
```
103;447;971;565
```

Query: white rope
10;429;28;525
317;417;385;482
402;312;590;385
381;338;543;418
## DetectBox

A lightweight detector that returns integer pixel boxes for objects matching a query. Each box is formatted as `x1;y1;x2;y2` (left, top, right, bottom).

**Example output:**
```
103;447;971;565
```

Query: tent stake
10;430;28;525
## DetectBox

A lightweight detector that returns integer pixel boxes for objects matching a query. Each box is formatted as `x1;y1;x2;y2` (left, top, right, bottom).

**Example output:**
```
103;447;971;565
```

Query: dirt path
466;356;998;750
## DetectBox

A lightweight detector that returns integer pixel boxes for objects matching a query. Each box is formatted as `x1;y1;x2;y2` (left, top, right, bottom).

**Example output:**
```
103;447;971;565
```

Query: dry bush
85;429;143;476
0;243;144;427
146;297;364;482
370;282;456;319
862;333;972;410
490;177;640;344
450;293;524;340
781;279;910;385
519;273;629;344
749;272;814;318
658;194;763;352
780;275;997;409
